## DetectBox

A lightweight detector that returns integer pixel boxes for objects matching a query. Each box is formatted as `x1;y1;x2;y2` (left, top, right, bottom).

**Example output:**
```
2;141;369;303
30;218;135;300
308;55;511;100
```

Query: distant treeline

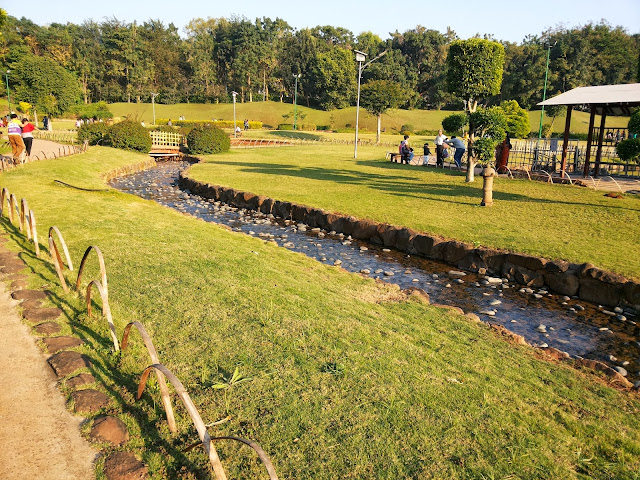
1;13;638;114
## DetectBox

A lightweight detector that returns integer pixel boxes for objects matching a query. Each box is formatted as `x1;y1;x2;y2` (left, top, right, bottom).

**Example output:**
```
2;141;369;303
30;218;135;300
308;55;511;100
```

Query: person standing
21;118;37;157
445;136;466;169
434;129;448;168
7;114;25;164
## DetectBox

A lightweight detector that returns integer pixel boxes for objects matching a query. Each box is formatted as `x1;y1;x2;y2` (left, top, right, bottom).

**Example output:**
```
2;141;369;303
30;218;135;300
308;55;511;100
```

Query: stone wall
102;158;157;183
179;173;640;311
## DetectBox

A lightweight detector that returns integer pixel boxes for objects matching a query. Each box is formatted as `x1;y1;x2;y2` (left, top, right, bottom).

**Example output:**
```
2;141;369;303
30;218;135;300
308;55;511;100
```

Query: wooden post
560;105;573;174
594;108;607;178
583;107;596;177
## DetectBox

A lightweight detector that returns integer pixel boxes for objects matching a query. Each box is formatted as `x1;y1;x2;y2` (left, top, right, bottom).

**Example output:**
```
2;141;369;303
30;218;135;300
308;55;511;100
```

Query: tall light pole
151;92;159;126
293;74;301;130
354;50;387;159
5;70;11;114
232;91;238;138
537;41;556;145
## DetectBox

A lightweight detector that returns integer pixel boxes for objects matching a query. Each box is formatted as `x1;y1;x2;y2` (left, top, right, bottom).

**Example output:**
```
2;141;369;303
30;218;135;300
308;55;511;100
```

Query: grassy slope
188;144;640;280
108;101;630;134
1;148;639;479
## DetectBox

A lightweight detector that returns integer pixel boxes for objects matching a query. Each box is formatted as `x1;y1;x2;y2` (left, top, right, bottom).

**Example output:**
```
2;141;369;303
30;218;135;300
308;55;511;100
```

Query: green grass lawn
108;101;630;136
1;147;639;479
187;143;640;280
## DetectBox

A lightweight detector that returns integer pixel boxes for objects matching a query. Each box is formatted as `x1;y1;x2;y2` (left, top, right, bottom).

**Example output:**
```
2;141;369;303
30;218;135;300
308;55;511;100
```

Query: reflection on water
110;161;639;382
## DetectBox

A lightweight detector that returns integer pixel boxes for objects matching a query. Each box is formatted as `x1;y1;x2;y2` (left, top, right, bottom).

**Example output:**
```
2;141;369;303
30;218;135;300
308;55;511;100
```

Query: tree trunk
248;74;252;102
465;136;476;183
376;114;381;144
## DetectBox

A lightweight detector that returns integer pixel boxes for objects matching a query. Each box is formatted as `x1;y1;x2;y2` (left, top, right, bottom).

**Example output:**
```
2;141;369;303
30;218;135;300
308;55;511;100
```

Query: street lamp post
293;74;301;130
354;50;387;159
151;92;159;126
232;91;238;138
536;41;556;158
5;70;11;114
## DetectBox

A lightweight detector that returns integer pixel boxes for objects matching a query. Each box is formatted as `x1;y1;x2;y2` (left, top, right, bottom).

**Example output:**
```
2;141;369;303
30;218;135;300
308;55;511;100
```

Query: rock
72;389;110;413
614;366;628;377
66;373;96;388
33;322;61;335
489;299;502;306
479;310;496;316
448;270;467;277
103;452;148;480
360;269;371;274
536;324;547;333
41;336;84;354
48;351;91;377
11;289;48;301
90;416;129;446
22;307;63;324
488;324;528;346
383;271;394;277
485;277;503;285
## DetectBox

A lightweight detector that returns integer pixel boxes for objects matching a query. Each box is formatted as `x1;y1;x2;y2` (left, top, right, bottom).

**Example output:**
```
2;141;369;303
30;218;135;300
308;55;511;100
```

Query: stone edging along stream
178;171;640;313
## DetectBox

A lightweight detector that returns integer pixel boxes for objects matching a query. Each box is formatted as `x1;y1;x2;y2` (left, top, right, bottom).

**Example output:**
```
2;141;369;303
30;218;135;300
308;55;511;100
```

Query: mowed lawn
1;147;640;479
187;143;640;281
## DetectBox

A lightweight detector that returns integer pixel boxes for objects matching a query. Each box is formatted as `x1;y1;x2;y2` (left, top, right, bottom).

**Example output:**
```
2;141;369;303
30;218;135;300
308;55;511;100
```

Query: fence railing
33;130;78;144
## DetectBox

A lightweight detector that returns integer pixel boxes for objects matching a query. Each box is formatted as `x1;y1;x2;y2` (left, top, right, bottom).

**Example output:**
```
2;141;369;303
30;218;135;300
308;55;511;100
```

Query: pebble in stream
111;161;640;381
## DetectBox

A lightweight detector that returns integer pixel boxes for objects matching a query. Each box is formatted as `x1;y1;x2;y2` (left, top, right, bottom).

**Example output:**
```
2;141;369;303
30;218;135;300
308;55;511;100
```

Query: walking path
0;137;97;479
0;280;96;479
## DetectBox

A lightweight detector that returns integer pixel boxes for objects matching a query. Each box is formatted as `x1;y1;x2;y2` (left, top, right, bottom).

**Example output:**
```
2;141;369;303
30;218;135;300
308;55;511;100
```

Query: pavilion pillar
560;105;572;174
594;109;607;178
582;107;596;177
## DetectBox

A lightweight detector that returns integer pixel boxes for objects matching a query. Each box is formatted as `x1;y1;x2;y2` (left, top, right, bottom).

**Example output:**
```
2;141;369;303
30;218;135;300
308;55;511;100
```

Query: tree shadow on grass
267;131;322;141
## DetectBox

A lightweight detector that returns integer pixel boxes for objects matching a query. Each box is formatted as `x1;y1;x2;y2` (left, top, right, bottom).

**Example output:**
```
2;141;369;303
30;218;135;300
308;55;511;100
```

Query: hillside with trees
0;11;638;116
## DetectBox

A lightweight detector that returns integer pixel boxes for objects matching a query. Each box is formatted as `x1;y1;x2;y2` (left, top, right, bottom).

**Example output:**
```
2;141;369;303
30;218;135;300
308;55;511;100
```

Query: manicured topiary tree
628;110;640;137
187;126;230;154
104;121;152;152
500;100;530;138
77;123;110;145
616;138;640;163
446;38;505;182
441;113;468;135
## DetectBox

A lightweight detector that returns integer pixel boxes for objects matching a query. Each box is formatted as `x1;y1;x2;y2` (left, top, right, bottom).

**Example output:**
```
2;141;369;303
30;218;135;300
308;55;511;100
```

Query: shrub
473;136;499;167
541;124;552;138
616;138;640;163
442;113;468;134
157;119;262;130
71;101;113;120
628;110;640;136
317;125;331;131
500;100;530;138
104;121;152;152
400;124;414;134
77;123;110;145
187;126;230;154
151;125;176;133
278;124;295;130
300;124;317;131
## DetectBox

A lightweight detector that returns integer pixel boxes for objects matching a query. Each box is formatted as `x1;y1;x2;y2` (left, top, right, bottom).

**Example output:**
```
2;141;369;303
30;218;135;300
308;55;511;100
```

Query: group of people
5;113;38;164
399;129;467;168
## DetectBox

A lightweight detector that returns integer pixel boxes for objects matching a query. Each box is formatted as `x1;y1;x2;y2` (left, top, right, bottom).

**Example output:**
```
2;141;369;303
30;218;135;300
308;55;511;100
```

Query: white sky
4;0;639;42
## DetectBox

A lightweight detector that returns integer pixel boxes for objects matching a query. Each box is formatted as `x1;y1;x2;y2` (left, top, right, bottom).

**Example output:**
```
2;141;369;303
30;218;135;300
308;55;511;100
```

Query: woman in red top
21;118;37;157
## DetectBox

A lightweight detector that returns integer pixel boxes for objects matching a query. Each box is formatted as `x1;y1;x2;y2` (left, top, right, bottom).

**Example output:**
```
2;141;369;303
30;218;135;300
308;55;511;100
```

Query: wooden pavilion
538;83;640;177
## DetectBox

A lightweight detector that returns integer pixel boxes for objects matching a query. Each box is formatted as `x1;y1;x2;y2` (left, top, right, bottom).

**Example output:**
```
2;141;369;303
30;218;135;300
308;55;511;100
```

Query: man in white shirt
434;129;448;167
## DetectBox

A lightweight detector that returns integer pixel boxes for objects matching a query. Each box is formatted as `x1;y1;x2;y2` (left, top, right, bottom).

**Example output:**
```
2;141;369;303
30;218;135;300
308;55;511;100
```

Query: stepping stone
22;307;63;323
66;373;96;389
72;389;109;413
90;416;129;446
48;351;91;377
33;321;61;335
20;299;43;311
104;452;148;480
12;289;48;301
10;277;29;290
42;336;84;354
2;263;26;274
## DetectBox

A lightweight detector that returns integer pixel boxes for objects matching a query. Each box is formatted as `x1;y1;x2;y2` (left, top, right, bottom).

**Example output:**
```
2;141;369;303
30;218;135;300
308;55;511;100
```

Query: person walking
7;114;25;164
445;135;466;169
434;129;448;168
21;118;37;157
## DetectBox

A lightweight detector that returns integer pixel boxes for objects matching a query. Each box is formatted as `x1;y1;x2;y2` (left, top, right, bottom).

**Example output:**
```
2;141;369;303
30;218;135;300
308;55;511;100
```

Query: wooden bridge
149;131;184;158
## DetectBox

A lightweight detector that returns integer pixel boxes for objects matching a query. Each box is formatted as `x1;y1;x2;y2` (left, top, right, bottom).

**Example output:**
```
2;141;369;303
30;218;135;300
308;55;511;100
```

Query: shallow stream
110;161;639;382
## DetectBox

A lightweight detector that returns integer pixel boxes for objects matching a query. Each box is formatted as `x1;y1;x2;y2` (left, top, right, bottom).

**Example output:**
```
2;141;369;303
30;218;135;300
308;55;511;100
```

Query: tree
441;113;468;134
500;100;530;138
446;38;505;113
628;109;640;136
360;80;405;143
308;48;356;110
11;55;81;115
446;38;505;182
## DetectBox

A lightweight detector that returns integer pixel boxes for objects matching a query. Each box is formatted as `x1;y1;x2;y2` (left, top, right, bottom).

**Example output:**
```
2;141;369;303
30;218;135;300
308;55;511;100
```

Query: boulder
505;253;548;271
351;219;378;240
579;278;622;306
410;234;441;258
544;271;580;297
394;227;416;252
376;224;398;247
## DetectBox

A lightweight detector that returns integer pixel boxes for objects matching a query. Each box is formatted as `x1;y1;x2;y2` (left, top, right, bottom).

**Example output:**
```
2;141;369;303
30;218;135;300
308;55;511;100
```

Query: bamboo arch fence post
9;193;18;224
0;187;8;217
20;198;30;239
48;226;74;292
138;364;228;480
121;321;177;433
28;210;40;257
86;279;119;352
76;245;108;299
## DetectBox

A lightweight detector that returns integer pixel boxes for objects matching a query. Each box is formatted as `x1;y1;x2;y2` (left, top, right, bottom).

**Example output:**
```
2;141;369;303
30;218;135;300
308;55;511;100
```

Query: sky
4;0;639;42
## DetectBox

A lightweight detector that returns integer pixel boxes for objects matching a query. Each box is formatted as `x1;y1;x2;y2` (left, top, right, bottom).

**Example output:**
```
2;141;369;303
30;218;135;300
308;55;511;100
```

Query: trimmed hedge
158;119;262;129
277;124;295;130
186;125;230;154
104;121;152;152
77;123;110;145
616;138;640;162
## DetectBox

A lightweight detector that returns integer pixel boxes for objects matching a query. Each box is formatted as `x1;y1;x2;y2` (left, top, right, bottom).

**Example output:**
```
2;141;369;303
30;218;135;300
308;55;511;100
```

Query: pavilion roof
538;83;640;115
